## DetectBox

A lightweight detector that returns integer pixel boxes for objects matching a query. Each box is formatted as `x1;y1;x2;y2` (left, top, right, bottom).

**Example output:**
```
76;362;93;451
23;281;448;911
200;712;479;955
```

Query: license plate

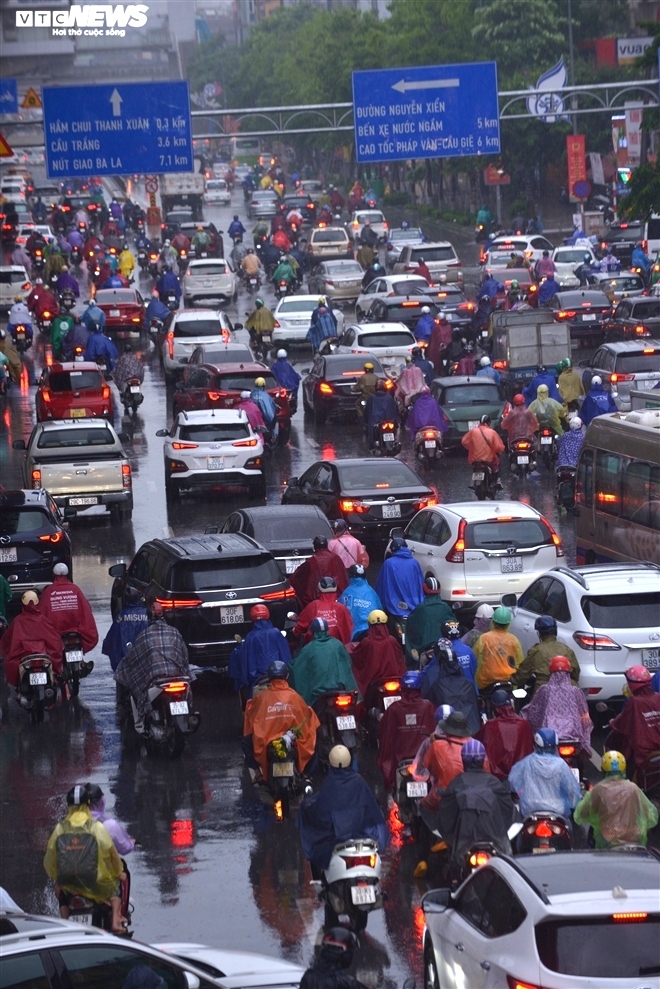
220;604;244;624
204;280;213;287
285;558;304;574
261;335;272;344
407;781;428;798
336;715;356;730
65;650;83;664
501;556;523;573
29;672;47;685
16;331;25;338
272;761;294;777
208;457;225;470
517;455;529;464
169;700;189;715
69;497;98;506
130;385;140;394
69;408;86;418
532;846;557;854
570;767;581;782
424;440;436;448
541;436;552;445
70;913;91;924
468;420;479;429
351;884;376;905
0;547;17;563
110;309;120;317
382;433;394;441
642;648;660;670
383;695;401;709
582;313;596;321
472;472;485;482
382;504;401;519
250;278;258;285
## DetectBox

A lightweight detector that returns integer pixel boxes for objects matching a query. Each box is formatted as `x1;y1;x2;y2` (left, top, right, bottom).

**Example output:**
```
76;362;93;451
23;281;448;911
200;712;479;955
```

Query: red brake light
232;438;258;447
343;854;377;868
573;631;620;650
381;421;395;430
540;516;564;557
101;385;110;400
163;681;188;693
39;531;64;543
558;744;576;757
41;388;51;403
446;518;467;563
612;912;648;922
334;694;353;708
170;819;194;848
339;499;368;513
167;330;174;359
423;430;436;439
609;372;635;384
642;347;656;354
535;820;554;837
121;463;132;489
155;597;203;609
42;311;51;318
413;495;437;510
384;379;394;390
172;441;198;450
517;441;531;449
507;979;543;989
383;680;400;692
493;360;507;370
207;391;228;401
261;587;297;601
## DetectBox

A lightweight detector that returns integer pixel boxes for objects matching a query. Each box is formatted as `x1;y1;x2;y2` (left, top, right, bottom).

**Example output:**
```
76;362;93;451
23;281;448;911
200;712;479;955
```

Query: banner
617;37;653;65
566;134;586;201
625;105;643;166
526;58;568;123
589;152;604;187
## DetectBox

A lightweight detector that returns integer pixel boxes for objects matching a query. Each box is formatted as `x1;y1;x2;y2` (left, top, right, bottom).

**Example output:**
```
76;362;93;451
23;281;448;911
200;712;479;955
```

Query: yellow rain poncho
44;804;123;901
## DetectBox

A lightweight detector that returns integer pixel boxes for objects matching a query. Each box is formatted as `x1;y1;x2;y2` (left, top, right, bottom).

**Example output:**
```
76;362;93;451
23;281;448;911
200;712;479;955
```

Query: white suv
157;409;265;499
184;259;237;306
503;563;660;703
161;309;235;379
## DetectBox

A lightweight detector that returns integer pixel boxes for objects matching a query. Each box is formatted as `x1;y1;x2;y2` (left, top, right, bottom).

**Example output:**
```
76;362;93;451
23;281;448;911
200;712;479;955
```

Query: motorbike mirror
155;429;168;437
180;356;189;364
301;368;310;374
501;593;517;608
204;526;219;534
403;981;416;989
508;822;523;841
511;688;527;700
12;439;26;450
108;563;127;578
410;648;419;661
117;432;130;444
234;633;242;643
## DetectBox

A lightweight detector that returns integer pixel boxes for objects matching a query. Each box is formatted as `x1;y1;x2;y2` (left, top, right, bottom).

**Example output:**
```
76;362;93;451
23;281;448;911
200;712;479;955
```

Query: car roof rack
551;566;589;590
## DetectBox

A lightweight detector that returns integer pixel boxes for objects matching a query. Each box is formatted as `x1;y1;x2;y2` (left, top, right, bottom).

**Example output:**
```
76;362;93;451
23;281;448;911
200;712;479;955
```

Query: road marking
306;437;319;449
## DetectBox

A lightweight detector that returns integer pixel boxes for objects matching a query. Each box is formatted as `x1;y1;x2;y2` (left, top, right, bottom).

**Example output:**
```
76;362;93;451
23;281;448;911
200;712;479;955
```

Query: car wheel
424;940;440;989
165;475;180;500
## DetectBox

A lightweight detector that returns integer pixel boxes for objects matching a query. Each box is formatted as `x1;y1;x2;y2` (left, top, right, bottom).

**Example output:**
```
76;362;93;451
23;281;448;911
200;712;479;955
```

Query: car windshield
176;556;282;591
535;916;660;979
487;256;512;268
212;372;277;391
189;263;229;276
412;246;455;262
615;351;660;372
37;427;115;448
391;228;423;241
96;290;136;304
357;212;384;223
167;211;192;223
558;292;610;308
466;519;550;550
179;423;250;442
206;181;226;190
440;384;501;404
357;331;414;348
327;355;384;376
313;230;348;243
279;300;315;314
174;319;224;338
391;278;428;294
203;347;252;365
48;371;103;392
605;223;644;241
554;249;590;263
380;304;424;321
581;591;660;627
434;288;467;304
631;302;660;319
325;262;362;276
254;518;327;542
0;508;50;534
338;461;422;492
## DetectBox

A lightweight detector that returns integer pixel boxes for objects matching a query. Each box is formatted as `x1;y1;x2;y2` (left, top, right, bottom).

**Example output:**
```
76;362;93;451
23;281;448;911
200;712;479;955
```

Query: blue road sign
43;81;192;179
352;62;500;164
0;79;18;116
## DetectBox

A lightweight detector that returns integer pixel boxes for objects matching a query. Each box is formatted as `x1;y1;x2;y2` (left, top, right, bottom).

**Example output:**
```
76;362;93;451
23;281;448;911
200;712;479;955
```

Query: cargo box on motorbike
629;386;660;411
490;310;570;395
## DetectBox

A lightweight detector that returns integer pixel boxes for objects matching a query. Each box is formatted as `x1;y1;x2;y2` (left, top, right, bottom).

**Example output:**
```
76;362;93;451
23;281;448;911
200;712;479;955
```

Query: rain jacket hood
38;575;98;652
374;548;424;617
508;750;582;818
406;596;455;660
289;548;348;609
377;692;436;789
337;578;382;638
476;706;535;780
271;358;301;392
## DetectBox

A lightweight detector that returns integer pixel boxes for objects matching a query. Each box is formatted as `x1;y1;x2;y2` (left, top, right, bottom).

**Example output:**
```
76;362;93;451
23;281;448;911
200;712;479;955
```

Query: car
0;490;72;600
360;294;439;333
181;342;254;384
272;294;345;347
481;265;535;293
551;245;597;289
603;296;660;342
305;226;353;262
431;376;509;446
385;226;426;269
548;288;612;347
600;219;645;267
157;408;265;499
179;221;223;257
504;563;660;703
482;233;555;265
94;287;146;333
282;191;316;223
0;265;30;310
36;362;113;422
411;284;476;330
0;186;27;207
204;178;231;205
392;241;463;285
247;190;279;219
58;192;97;218
299;179;323;198
422;848;660;989
301;352;392;422
588;270;646;304
282;457;436;542
184;258;237;305
579;340;660;411
31;183;60;210
109;534;295;668
16;223;54;247
355;274;429;320
219;505;334;578
161;309;237;380
328;322;417;371
307;259;364;304
161;208;194;241
155;943;306;989
349;208;389;244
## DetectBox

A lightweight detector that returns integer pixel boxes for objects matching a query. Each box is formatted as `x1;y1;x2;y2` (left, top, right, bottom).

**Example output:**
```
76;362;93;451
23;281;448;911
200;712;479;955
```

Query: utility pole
567;0;577;134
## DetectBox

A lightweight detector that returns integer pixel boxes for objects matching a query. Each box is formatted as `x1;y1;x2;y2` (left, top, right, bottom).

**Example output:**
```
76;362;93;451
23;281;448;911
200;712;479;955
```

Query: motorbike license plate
272;762;294;777
285;558;304;574
517;455;529;464
382;433;394;441
65;650;84;664
250;278;258;285
424;440;436;449
16;330;25;338
130;385;140;394
582;313;596;321
541;436;553;445
382;504;401;519
207;457;225;471
70;913;92;924
169;700;189;715
69;497;98;506
472;472;485;482
0;547;17;563
383;695;401;709
110;309;120;317
351;884;376;905
336;715;356;730
69;408;86;418
221;605;244;625
501;556;523;573
532;846;557;854
261;335;272;344
642;648;660;669
29;672;47;685
570;767;581;783
407;781;428;798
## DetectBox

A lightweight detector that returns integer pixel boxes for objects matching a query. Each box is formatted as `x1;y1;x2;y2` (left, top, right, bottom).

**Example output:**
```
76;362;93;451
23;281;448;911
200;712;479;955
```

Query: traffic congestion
0;145;659;989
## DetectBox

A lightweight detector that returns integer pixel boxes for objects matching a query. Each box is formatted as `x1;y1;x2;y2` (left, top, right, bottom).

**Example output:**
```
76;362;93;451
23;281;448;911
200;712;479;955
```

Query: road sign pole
495;184;502;224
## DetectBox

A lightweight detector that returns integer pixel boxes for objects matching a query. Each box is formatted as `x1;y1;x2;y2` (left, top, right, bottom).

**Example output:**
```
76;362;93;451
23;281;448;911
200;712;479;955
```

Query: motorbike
68;860;132;933
275;278;292;300
16;654;56;723
149;317;164;339
10;323;32;354
470;460;499;501
371;420;401;457
177;248;189;275
312;689;359;769
76;220;88;238
250;328;272;363
395;759;428;841
365;677;402;737
148;252;160;279
518;813;572;854
137;249;148;272
508;437;535;477
95;357;109;378
136;676;200;758
31;247;45;272
70;245;82;267
414;427;443;469
60;631;94;699
475;223;488;243
478;678;532;719
263;738;305;821
59;289;76;313
72;345;85;363
556;465;577;511
37;310;54;337
317;838;383;931
122;377;144;415
557;737;585;786
635;752;660;800
47;270;59;290
165;291;179;312
538;427;557;469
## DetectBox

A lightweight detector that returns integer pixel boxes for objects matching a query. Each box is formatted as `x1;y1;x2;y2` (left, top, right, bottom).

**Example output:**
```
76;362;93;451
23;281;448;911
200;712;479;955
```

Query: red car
36;362;113;422
172;361;292;439
95;287;146;333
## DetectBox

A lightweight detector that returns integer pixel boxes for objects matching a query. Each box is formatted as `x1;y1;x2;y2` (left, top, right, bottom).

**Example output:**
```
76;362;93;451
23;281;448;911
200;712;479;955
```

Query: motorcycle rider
528;384;567;435
245;298;276;352
84;324;119;372
513;616;580;694
26;279;59;321
501;392;539;453
229;604;291;701
378;670;436;792
351;360;379;404
394;355;425;410
461;414;505;487
606;666;660;775
405;387;449;444
293;577;354;646
411;345;435;386
350;609;406;703
82;299;106;333
289;618;358;706
356;240;375;270
474;606;524;692
7;295;34;348
155;266;181;306
462;603;494;649
522;364;562;405
101;586;148;672
631;241;651;280
290;535;348;608
556;358;584;408
414;307;435;345
228;215;246;241
300;928;366;989
157;240;177;271
375;537;424;626
412;256;432;285
56;266;80;299
112;344;144;399
538;273;561;306
328;519;369;570
580;375;617;426
535;250;555;280
118;244;135;280
574;252;595;286
521;656;592;756
51;310;75;360
240;247;263;283
170;229;190;258
364;378;400;450
251;376;278;439
421;640;481;733
508;728;582;826
0;590;63;690
145;292;171;326
337;564;382;641
476;355;501;384
191;225;210;256
236;390;265;433
437;619;477;685
476;689;534;780
307;297;339;352
62;315;91;361
86;784;135;858
271;348;300;399
406;577;455;663
600;245;621;273
44;246;66;285
574;750;658;847
38;563;98;658
272;255;296;292
361;259;383;290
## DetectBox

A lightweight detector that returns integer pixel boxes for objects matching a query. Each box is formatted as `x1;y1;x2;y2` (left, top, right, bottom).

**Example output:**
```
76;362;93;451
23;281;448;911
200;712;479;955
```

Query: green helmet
556;361;564;374
510;279;519;290
492;606;512;627
255;298;264;308
563;358;571;369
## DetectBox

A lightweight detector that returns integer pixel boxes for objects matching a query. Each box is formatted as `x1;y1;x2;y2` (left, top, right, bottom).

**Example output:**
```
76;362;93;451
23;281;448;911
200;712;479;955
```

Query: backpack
426;660;480;735
55;824;99;892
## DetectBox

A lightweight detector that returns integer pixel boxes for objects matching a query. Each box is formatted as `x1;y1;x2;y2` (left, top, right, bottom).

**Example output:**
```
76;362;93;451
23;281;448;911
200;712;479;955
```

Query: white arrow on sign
109;88;123;117
391;78;460;94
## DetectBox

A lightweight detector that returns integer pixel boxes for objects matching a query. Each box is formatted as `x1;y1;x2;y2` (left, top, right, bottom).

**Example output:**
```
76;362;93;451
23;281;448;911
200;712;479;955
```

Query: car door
187;368;212;410
308;462;338;517
510;575;554;653
55;942;218;988
304;355;325;407
126;546;158;602
412;510;452;578
403;508;432;558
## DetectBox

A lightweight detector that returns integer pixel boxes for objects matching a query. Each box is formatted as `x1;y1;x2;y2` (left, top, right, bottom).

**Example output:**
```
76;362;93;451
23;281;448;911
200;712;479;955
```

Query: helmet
255;298;264;308
534;615;557;635
317;296;326;305
328;744;352;768
164;239;171;247
475;603;494;620
233;214;239;220
625;665;652;693
411;347;422;359
423;576;440;595
313;535;328;552
491;688;512;708
320;928;357;968
440;620;461;640
401;220;410;229
434;638;455;664
421;306;430;314
512;393;525;406
534;728;558;753
435;704;454;723
583;252;591;262
348;564;365;578
479;414;491;426
480;356;491;366
53;563;69;577
537;364;546;374
254;377;266;388
123;343;132;353
417;257;424;264
35;277;43;285
405;355;413;363
372;262;381;271
363;361;374;371
240;390;251;400
569;416;583;430
148;601;164;622
367;609;388;625
562;358;571;369
375;379;385;393
510;279;519;290
22;590;39;606
461;738;486;766
85;783;104;806
402;670;422;690
13;294;23;303
124;586;143;605
549;655;571;674
250;604;270;621
67;784;91;807
492;606;511;627
276;349;287;359
267;660;289;680
555;361;565;374
0;329;5;340
318;576;337;593
601;750;626;775
591;376;602;387
333;518;347;534
390;537;406;552
310;617;329;636
61;265;69;272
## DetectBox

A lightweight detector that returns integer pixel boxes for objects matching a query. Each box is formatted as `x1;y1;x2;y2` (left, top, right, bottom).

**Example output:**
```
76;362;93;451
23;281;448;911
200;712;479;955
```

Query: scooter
557;737;585;785
165;291;179;312
122;377;144;415
395;759;428;840
556;464;577;511
316;838;383;931
275;279;292;300
16;654;56;723
137;249;148;272
60;631;93;699
31;247;45;272
70;245;82;267
365;677;402;737
132;676;200;759
371;420;401;457
538;427;557;469
249;326;271;363
148;253;160;279
264;738;303;821
312;689;359;769
508;437;535;477
59;289;77;313
68;861;132;933
414;427;443;469
470;460;499;501
10;323;33;354
518;813;572;853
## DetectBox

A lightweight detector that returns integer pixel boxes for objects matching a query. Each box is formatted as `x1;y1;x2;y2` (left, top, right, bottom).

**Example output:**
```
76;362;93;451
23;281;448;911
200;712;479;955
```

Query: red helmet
625;664;652;692
549;655;572;674
512;393;525;406
250;604;270;622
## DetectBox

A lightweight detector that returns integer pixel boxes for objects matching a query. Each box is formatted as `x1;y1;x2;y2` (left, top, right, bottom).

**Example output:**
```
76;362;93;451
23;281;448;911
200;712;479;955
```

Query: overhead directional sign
0;79;18;115
43;81;193;179
352;62;500;164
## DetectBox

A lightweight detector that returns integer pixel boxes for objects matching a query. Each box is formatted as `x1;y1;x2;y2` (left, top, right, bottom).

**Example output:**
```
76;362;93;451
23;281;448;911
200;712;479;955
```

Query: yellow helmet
22;590;39;606
363;362;374;371
367;609;388;625
601;750;626;775
254;377;266;388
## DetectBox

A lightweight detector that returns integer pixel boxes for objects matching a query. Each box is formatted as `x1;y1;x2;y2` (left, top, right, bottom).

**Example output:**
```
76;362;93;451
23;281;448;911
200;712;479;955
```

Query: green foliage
472;0;565;80
619;160;660;221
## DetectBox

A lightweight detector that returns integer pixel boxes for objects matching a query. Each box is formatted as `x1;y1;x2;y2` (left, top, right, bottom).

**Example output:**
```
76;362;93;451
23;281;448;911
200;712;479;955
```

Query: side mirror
234;322;243;330
155;429;168;437
389;526;405;540
286;476;299;487
117;432;130;444
63;507;76;519
108;563;127;578
12;439;26;450
175;381;185;390
501;593;517;608
301;368;310;375
184;974;201;989
180;356;189;364
422;888;451;914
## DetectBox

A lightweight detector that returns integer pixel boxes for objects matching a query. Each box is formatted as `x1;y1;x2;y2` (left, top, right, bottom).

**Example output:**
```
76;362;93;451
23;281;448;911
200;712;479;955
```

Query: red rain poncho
476;706;535;780
293;592;354;645
0;603;63;687
243;679;320;778
607;686;660;771
350;624;406;699
289;548;348;609
377;690;436;789
39;575;99;653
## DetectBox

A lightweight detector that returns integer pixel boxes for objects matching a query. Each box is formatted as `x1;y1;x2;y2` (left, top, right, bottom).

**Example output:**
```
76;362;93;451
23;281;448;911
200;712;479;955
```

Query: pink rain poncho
521;670;593;755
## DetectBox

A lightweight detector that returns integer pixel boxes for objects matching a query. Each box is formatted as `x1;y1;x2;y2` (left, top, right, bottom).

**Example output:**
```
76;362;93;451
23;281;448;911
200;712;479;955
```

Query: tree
619;160;660;220
472;0;565;80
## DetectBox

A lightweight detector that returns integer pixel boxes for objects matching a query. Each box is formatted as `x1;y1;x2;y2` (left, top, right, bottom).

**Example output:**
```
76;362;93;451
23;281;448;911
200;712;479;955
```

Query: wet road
0;185;582;983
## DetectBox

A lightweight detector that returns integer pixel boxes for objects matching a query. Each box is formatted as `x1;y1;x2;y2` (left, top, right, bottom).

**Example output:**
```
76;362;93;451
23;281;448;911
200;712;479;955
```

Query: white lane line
306;437;319;449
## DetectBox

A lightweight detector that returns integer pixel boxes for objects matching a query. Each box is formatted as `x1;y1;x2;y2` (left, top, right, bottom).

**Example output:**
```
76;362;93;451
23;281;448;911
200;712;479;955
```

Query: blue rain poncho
374;547;424;617
508;751;582;819
338;577;382;639
228;618;291;692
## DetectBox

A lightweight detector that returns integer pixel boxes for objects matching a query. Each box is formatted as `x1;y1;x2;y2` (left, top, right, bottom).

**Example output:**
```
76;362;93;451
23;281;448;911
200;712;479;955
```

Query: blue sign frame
352;62;500;164
0;79;18;116
43;81;193;179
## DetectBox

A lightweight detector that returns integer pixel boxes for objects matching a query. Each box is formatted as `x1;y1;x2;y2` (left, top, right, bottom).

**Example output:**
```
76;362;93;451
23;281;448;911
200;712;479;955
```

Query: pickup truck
160;172;205;221
490;310;571;396
13;419;133;522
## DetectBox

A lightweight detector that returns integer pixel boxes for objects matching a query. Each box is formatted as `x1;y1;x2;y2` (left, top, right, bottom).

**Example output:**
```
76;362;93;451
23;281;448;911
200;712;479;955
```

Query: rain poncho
293;593;354;645
474;628;524;689
51;314;74;358
523;371;561;405
155;269;181;301
422;639;477;689
56;270;80;296
461;424;505;465
90;796;135;857
414;312;435;344
406;392;448;442
297;766;389;870
271;357;301;392
289;629;357;706
501;408;538;443
538;277;561;305
243;679;319;779
0;603;63;688
394;365;425;407
556;429;584;467
38;575;98;652
406;596;455;660
606;685;660;770
462;614;492;649
306;305;338;351
574;777;658;847
509;751;582;818
350;624;406;700
113;352;144;394
422;655;481;736
289;548;348;609
437;769;515;862
528;386;565;435
251;387;277;429
44;804;123;902
145;297;170;323
114;619;190;716
338;577;382;639
229;618;291;691
558;367;584;405
84;330;119;372
375;547;424;618
377;691;436;789
422;735;489;813
101;604;148;672
237;398;265;433
82;302;106;332
521;670;593;755
512;636;580;693
328;532;369;570
62;322;91;361
580;381;618;426
476;706;535;780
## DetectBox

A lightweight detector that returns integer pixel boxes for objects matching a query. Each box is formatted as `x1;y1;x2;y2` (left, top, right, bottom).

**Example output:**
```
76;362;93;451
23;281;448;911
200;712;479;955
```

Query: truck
160;172;205;221
490;310;571;396
629;386;660;411
13;418;133;522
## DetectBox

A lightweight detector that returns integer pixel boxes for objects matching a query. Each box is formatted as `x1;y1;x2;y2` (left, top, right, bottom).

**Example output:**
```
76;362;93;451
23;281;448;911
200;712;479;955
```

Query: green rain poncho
289;628;358;706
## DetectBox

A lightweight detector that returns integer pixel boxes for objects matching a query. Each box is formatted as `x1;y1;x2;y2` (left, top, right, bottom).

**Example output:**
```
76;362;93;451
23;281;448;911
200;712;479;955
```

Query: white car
0;265;31;310
423;848;660;989
330;321;416;371
157;409;265;499
349;208;389;244
272;294;344;347
503;562;660;703
204;178;231;205
552;245;597;289
156;944;305;988
483;233;555;265
184;259;237;305
385;226;426;269
395;501;564;612
355;274;429;320
161;308;236;379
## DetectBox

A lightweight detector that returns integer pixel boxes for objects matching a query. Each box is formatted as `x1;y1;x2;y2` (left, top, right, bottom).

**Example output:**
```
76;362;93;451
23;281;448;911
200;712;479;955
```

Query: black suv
362;294;439;331
108;534;295;668
0;490;72;603
601;221;644;267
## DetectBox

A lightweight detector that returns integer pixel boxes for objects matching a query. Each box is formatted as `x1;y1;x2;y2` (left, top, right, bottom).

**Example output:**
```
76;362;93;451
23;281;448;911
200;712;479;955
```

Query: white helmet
475;603;494;620
53;563;69;576
276;349;287;359
240;390;251;400
328;744;352;768
591;375;602;386
22;590;39;606
421;306;430;314
480;356;491;366
569;416;583;430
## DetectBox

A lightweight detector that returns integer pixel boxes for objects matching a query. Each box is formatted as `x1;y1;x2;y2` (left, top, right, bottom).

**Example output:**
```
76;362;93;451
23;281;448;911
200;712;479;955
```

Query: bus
575;409;660;565
229;136;262;165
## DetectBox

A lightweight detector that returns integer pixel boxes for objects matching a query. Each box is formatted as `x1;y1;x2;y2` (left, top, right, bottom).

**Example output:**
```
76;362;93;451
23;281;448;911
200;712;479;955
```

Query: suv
482;233;555;264
392;242;463;285
349;209;389;244
602;220;645;267
603;297;660;342
504;563;660;704
0;490;72;601
580;341;660;411
183;259;237;305
0;266;30;310
161;309;236;379
109;534;295;668
157;409;265;499
305;226;353;262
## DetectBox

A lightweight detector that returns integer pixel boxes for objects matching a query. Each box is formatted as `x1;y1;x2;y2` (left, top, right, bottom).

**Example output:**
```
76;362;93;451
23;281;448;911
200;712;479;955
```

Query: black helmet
313;535;328;552
534;615;557;636
318;576;337;593
310;617;329;636
479;414;491;426
411;346;422;358
67;784;91;806
348;564;365;578
267;660;289;680
491;688;512;708
85;783;104;805
123;343;132;353
320;927;358;969
390;537;406;552
440;620;461;640
536;364;546;374
233;214;239;220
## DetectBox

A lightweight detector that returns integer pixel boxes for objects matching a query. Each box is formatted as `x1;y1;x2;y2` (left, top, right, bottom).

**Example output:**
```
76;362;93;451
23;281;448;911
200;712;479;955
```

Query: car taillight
207;391;228;401
131;316;141;323
612;912;648;922
41;388;51;403
31;468;42;489
413;495;437;509
558;744;576;757
232;438;258;447
540;517;564;557
334;694;353;708
163;681;188;693
610;372;635;383
634;325;647;334
343;854;377;868
261;587;297;601
383;680;400;692
507;977;544;989
446;518;466;563
468;850;490;868
172;441;198;450
101;385;110;400
556;310;577;320
39;531;64;543
573;631;621;650
156;598;203;609
339;499;368;513
170;819;194;847
121;463;132;488
167;331;174;359
319;382;334;394
493;359;507;369
22;282;31;291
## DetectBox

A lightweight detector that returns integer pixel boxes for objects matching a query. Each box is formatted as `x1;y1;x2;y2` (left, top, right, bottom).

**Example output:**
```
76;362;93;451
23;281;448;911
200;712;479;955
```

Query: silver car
582;340;660;410
272;294;344;347
161;309;236;379
385;226;425;269
246;190;279;219
308;259;364;304
184;259;237;305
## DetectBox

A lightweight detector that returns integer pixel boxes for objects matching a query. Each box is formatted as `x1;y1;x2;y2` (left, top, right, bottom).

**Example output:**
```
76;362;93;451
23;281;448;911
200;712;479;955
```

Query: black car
282;458;436;542
108;534;295;669
161;209;194;242
301;352;391;422
410;283;475;332
179;221;223;258
362;294;440;333
603;296;660;342
548;289;612;347
601;220;644;267
0;490;72;604
281;192;317;223
219;505;333;578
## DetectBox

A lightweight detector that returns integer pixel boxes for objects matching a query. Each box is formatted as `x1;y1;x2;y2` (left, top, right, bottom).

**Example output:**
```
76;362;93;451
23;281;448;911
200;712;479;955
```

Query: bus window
576;449;593;507
621;460;651;528
595;451;622;514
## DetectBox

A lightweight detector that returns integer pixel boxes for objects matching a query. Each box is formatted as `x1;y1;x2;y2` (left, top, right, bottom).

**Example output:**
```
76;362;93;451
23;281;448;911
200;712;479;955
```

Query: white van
646;214;660;257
